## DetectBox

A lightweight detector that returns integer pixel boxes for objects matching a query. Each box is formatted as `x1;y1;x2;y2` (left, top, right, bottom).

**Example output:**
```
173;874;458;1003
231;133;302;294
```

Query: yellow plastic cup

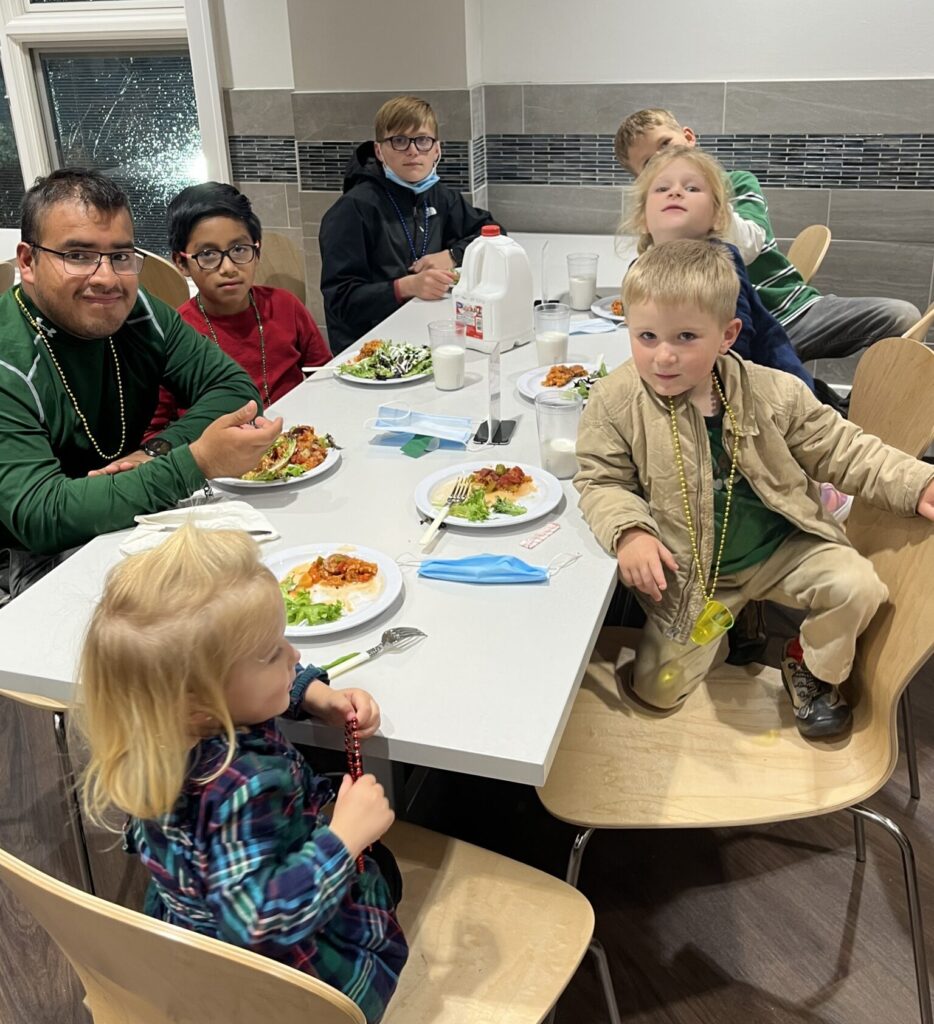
690;599;734;645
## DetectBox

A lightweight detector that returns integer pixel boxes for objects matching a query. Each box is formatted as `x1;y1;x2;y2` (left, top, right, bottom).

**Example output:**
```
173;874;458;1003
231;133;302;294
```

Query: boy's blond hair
374;95;439;140
76;527;282;825
614;107;682;169
621;145;733;255
622;238;740;326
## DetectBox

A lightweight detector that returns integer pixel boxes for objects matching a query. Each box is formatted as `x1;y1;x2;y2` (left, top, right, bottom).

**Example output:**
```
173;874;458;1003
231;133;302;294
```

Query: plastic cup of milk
535;390;583;479
534;302;570;366
428;320;466;391
567;253;598;310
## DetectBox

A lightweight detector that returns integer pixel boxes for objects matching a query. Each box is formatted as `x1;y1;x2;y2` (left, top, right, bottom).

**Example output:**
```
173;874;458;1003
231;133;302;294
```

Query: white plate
517;363;601;402
591;295;626;323
413;461;563;530
265;543;403;637
335;346;432;385
214;446;341;489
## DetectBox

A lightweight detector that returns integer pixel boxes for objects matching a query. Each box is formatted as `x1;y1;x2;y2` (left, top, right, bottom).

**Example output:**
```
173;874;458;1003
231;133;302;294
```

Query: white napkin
119;501;279;556
570;318;617;335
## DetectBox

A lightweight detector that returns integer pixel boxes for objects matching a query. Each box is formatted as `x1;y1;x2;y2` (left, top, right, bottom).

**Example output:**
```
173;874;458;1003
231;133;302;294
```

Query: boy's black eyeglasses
380;135;438;153
180;243;260;272
29;243;145;276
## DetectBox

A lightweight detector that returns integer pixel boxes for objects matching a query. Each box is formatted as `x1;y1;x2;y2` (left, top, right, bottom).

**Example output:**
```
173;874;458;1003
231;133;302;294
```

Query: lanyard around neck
383;188;430;263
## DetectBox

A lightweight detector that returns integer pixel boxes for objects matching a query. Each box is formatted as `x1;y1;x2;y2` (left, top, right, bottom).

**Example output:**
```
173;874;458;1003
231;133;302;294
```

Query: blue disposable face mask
407;552;580;584
383;165;440;195
369;404;473;445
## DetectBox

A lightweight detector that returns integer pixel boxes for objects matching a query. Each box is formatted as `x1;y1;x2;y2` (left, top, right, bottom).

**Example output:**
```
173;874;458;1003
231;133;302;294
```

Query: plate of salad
336;339;432;384
214;425;341;489
516;362;608;403
413;461;563;530
264;543;403;637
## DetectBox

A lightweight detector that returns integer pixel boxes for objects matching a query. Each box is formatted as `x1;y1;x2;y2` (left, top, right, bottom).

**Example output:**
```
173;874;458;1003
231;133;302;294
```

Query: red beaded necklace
344;716;366;873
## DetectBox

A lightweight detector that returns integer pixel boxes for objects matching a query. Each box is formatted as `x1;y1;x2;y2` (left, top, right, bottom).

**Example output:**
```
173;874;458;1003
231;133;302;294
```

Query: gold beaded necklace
667;372;739;641
196;289;271;405
14;287;126;461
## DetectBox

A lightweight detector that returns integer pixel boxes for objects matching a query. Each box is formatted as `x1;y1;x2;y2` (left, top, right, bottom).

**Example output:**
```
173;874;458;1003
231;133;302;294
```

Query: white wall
475;0;934;83
216;0;293;89
287;0;469;92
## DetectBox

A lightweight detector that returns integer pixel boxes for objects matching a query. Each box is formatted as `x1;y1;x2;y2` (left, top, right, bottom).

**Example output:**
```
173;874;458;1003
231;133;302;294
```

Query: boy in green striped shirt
614;109;920;365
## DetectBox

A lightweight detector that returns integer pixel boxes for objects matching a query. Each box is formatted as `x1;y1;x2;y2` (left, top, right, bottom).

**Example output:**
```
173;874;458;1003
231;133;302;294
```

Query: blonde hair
75;527;282;825
374;95;439;140
620;145;733;255
614;107;682;169
622;239;740;326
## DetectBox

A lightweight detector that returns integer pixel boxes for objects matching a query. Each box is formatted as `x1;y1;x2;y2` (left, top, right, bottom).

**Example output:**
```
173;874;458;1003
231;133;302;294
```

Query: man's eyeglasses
30;243;145;276
180;243;260;272
380;135;438;153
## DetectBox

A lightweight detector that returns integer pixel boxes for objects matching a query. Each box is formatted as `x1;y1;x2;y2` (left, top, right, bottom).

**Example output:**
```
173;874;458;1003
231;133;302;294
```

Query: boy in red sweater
147;183;330;439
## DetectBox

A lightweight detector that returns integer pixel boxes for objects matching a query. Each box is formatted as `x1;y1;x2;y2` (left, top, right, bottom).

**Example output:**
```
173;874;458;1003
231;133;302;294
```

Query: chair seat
538;627;893;830
384;821;594;1023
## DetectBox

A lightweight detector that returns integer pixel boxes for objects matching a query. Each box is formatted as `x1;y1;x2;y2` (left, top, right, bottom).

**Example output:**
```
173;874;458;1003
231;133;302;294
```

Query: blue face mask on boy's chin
382;165;440;195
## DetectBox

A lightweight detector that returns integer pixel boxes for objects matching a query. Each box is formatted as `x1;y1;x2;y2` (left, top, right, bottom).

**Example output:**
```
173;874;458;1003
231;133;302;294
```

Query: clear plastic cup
427;320;466;390
534;302;571;366
535;389;583;479
567;252;598;310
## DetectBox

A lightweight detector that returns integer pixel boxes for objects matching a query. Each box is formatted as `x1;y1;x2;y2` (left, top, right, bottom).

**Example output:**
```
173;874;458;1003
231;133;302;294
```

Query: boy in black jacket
319;95;500;351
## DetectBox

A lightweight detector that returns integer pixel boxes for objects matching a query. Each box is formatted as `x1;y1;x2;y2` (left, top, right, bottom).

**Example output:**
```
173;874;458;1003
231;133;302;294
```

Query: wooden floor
3;640;934;1023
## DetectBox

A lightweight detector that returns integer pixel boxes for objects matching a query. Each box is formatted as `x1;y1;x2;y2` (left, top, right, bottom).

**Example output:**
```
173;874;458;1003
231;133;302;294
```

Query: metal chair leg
900;688;922;801
853;814;867;863
566;827;595;888
52;711;95;895
587;936;623;1024
848;804;932;1024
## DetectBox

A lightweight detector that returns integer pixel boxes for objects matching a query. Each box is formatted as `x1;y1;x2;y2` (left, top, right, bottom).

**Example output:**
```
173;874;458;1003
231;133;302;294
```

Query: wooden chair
903;302;934;343
0;819;595;1023
787;224;831;284
253;231;306;305
0;689;94;894
137;248;191;307
0;260;15;293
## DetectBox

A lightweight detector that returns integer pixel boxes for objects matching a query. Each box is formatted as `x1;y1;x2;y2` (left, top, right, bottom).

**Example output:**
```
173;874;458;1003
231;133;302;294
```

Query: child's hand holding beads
305;683;381;738
616;527;679;603
329;774;394;859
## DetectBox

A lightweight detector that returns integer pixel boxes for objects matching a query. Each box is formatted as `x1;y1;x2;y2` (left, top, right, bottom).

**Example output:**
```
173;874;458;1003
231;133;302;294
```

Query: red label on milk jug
455;300;484;340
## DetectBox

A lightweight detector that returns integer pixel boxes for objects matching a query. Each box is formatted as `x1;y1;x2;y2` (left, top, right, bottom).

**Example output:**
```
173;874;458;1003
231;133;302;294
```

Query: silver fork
419;474;471;547
325;626;428;679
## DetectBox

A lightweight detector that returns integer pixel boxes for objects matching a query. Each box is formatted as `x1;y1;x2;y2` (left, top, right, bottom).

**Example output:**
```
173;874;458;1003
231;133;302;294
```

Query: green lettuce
448;488;491;522
491;496;527;516
279;582;343;627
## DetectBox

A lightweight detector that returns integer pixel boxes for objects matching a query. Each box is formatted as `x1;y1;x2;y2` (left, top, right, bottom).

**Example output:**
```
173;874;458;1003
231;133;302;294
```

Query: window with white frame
0;0;228;250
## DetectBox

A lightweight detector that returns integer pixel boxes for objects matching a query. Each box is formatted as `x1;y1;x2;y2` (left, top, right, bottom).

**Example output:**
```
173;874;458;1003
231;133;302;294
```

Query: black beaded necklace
383;188;430;263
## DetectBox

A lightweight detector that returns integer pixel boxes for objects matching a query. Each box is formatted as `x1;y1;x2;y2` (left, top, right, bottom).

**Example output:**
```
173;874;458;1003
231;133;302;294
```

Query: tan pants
632;533;888;709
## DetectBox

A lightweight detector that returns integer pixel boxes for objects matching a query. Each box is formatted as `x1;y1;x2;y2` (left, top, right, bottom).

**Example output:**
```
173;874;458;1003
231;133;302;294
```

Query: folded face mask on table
417;554;548;583
370;404;474;445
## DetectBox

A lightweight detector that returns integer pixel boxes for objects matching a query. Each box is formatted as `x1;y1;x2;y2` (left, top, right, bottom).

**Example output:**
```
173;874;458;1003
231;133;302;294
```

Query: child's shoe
819;483;854;523
780;637;852;739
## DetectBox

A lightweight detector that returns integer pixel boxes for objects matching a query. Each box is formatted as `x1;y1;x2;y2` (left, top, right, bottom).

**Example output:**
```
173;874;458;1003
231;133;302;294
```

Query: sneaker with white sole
819;483;854;523
780;638;852;739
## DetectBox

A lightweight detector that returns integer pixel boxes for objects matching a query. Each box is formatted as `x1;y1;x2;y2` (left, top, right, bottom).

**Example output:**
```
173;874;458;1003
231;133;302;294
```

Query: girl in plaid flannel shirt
76;527;408;1023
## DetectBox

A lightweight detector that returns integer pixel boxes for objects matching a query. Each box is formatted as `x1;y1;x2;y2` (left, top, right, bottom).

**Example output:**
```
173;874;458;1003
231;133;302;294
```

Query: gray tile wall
225;81;934;325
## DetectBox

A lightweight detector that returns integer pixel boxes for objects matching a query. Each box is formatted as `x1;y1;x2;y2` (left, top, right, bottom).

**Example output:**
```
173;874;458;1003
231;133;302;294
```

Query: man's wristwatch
142;437;173;458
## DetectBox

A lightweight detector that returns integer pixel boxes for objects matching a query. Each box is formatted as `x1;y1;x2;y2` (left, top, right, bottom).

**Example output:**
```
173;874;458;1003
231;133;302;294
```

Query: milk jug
452;226;534;353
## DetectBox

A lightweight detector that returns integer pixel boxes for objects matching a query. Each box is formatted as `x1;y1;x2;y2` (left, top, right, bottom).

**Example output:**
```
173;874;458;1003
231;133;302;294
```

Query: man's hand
616;527;679;603
917;479;934;521
410;251;455;274
87;450;152;477
397;268;455;301
189;400;283;480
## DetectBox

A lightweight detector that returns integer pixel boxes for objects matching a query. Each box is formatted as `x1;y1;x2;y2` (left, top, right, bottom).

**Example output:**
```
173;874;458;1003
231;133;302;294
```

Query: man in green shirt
0;168;283;598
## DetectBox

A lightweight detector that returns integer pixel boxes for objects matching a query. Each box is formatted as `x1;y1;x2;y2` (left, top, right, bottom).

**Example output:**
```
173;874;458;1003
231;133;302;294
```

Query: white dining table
0;233;637;788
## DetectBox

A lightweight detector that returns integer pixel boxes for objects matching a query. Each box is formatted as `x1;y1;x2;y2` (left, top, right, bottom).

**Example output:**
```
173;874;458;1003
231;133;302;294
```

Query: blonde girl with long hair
620;145;815;392
77;526;407;1024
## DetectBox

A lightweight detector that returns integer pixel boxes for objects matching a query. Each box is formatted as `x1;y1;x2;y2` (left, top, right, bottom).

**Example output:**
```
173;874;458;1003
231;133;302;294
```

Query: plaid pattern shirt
126;668;408;1023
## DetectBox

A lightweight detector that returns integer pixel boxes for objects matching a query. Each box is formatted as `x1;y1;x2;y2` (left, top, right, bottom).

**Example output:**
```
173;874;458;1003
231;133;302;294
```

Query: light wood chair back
0;260;15;293
0;817;594;1024
0;688;67;712
253;231;306;305
848;337;934;457
787;224;831;284
137;248;191;308
903;302;934;343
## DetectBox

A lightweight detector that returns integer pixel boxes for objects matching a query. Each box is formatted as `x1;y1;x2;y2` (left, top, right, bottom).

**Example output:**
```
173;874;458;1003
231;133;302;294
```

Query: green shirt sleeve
138;291;261;448
728;170;774;238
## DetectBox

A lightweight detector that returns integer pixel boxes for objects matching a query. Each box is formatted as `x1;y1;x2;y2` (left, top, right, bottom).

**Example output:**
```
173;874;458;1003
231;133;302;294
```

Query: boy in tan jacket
574;240;934;739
